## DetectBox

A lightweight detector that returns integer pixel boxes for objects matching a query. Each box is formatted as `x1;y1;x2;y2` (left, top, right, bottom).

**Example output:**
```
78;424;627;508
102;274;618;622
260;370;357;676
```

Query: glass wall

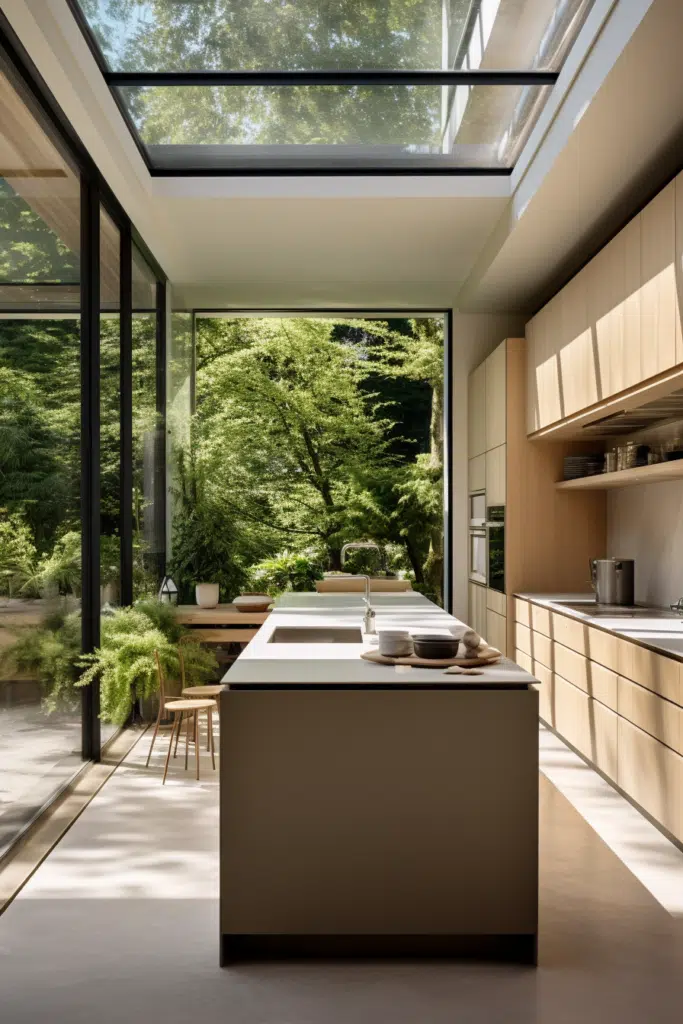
0;28;167;855
132;246;164;598
0;58;83;856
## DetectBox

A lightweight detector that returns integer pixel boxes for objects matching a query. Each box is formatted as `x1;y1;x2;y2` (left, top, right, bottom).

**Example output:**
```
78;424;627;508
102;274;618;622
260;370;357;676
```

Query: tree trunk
404;537;425;584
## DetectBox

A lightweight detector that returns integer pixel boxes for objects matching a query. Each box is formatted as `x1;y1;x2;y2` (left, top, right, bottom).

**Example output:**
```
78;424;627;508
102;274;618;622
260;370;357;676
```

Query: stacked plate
377;629;414;658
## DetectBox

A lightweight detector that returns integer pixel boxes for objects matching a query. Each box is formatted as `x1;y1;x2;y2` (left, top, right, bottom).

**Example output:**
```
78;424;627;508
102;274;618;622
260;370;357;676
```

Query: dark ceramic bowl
412;634;460;660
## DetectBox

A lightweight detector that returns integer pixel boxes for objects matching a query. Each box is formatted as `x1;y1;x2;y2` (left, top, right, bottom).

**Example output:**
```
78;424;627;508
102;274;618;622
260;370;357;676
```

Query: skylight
70;1;597;174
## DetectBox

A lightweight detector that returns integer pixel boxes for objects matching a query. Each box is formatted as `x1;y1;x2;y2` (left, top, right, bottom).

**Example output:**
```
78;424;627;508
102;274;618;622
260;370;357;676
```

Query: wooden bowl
234;593;272;613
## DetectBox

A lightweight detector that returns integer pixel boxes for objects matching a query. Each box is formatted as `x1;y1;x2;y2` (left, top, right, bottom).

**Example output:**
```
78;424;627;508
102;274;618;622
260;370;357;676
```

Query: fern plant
77;607;217;726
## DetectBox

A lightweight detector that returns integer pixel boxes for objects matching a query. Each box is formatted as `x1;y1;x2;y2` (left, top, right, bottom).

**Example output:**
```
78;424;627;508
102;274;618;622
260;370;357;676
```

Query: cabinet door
485;342;506;450
526;317;540;434
560;268;596;415
485;444;506;506
535;297;563;428
468;363;486;458
675;170;683;365
622;215;643;389
468;582;487;638
618;717;681;839
641;181;677;379
486;609;507;655
468;454;485;493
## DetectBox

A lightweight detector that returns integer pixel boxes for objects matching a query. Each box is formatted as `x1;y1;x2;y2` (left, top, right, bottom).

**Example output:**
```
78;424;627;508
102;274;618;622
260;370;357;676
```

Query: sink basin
556;601;675;619
269;626;363;644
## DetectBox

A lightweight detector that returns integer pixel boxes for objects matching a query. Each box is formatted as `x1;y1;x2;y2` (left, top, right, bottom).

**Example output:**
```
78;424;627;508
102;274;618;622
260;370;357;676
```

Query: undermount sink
269;626;363;644
556;601;675;619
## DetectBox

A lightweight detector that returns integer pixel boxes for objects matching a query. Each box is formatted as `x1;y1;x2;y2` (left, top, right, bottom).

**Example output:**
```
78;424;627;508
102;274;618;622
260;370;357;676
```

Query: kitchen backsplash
607;479;683;607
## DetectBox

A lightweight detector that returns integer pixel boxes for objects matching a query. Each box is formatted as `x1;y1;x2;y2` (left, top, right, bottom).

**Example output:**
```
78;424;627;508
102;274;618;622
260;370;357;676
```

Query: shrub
248;550;324;596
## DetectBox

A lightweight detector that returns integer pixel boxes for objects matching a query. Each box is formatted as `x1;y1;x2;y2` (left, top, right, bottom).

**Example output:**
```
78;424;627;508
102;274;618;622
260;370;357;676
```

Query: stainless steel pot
589;558;635;606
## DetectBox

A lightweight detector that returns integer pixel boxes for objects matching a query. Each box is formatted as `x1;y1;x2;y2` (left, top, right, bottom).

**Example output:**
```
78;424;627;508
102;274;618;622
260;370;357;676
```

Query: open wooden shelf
556;459;683;491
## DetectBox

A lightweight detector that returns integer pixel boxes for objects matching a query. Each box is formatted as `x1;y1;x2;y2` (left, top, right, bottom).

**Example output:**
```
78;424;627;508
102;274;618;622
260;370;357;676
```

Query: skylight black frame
66;0;559;177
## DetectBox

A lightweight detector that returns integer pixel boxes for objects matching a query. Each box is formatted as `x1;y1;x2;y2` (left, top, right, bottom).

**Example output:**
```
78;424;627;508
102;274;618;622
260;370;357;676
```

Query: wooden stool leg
184;711;190;770
194;710;200;781
206;709;211;752
173;712;184;758
163;712;180;785
145;702;162;767
208;707;216;770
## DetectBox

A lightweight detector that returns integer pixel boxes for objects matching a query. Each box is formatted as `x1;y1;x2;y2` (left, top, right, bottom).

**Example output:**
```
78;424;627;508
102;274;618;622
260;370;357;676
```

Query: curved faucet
340;541;383;636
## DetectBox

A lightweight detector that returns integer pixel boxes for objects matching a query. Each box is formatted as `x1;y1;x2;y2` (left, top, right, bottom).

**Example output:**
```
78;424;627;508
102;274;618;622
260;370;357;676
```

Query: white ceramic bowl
234;594;272;612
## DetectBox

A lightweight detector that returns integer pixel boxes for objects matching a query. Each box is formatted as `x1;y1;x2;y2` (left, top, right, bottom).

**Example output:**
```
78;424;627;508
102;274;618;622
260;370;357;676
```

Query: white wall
607;481;683;607
451;312;526;620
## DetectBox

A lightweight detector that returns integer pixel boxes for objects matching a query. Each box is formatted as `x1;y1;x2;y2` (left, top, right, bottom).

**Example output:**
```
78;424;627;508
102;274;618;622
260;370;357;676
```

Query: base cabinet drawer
534;662;554;725
515;648;532;674
552;613;587;654
587;626;619;672
514;598;530;627
618;676;681;753
617;642;681;704
487;588;506;616
553;642;589;693
516;622;532;657
531;604;551;638
554;675;618;781
589;661;619;713
618;718;682;839
531;630;553;671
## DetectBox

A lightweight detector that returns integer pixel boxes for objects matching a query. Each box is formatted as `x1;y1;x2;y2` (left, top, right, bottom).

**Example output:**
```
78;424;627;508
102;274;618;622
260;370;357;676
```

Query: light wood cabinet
468;454;485;493
486;609;507;655
618;676;681;753
531;630;553;671
468;582;487;638
485;342;506;450
514;598;530;627
534;662;554;725
587;625;619;673
551;612;587;655
675;170;683;364
485;444;506;506
554;674;618;781
588;661;619;713
486;588;506;616
468;362;486;458
530;604;551;638
516;622;532;657
618;717;681;839
525;174;683;436
640;180;677;380
617;642;681;705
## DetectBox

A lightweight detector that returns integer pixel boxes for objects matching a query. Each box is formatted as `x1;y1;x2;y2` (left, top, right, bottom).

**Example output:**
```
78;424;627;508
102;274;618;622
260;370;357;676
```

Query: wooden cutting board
360;647;502;669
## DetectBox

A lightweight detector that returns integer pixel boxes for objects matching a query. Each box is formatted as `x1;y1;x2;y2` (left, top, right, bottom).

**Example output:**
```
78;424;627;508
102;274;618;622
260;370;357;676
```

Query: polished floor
0;725;682;1023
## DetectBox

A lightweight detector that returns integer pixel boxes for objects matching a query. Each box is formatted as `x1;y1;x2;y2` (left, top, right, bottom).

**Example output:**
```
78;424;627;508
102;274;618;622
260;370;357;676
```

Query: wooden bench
175;604;270;645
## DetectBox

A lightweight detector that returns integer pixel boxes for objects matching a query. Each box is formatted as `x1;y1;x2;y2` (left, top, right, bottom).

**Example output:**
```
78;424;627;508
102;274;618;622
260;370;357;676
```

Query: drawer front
617;641;682;705
515;648;532;674
553;642;589;693
554;674;618;782
534;662;554;726
617;717;682;839
531;630;553;671
587;626;619;672
618;676;681;753
531;604;551;638
514;598;530;626
487;588;506;616
515;622;532;657
552;612;587;654
468;453;486;493
589;661;619;713
486;609;507;656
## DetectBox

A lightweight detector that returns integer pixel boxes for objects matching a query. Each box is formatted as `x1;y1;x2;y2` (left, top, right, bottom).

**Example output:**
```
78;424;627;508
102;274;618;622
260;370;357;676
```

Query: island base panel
220;688;538;960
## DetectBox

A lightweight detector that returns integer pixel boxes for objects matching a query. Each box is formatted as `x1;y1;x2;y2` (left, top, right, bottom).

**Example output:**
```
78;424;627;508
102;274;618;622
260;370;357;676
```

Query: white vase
195;583;219;609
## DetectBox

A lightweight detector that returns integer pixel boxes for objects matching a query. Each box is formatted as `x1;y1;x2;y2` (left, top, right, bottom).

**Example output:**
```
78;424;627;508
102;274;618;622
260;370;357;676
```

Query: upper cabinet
467;362;486;458
526;176;683;435
485;341;506;450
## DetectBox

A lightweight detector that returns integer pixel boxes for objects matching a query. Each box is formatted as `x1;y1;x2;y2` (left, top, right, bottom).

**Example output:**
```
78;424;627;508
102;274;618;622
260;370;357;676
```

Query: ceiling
3;0;683;315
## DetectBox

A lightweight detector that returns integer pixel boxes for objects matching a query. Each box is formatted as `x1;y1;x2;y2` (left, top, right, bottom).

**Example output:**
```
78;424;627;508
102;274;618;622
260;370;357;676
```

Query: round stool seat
165;698;216;712
182;685;225;698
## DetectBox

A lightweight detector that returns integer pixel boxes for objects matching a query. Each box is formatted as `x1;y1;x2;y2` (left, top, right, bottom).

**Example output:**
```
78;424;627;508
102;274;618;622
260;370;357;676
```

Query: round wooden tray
361;647;501;669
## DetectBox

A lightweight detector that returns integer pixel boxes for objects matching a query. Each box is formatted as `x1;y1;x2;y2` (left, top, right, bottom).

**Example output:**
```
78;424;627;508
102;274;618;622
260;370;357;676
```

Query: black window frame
0;12;168;765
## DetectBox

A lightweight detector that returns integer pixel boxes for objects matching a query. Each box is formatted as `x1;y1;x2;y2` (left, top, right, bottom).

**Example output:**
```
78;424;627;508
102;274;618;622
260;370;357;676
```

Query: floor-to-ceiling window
0;52;84;856
0;21;168;857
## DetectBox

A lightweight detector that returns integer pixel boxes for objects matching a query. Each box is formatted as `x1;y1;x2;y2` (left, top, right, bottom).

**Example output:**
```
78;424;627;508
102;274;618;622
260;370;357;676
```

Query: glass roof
71;0;597;173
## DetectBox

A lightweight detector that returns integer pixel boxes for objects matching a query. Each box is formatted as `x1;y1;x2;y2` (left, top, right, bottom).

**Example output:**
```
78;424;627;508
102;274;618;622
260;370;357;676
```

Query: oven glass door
469;492;486;527
487;524;505;593
469;530;487;584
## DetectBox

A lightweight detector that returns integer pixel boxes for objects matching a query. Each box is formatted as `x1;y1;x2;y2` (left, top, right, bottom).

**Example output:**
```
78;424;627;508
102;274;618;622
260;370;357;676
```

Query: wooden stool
178;642;226;752
147;650;216;780
162;698;216;784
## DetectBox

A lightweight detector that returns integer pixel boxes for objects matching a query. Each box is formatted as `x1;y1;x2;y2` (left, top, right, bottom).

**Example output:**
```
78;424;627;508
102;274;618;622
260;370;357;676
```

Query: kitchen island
220;592;539;964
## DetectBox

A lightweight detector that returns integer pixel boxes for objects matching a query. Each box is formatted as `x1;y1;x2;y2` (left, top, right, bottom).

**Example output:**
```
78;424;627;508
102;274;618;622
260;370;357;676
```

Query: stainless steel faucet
670;597;683;613
340;541;382;635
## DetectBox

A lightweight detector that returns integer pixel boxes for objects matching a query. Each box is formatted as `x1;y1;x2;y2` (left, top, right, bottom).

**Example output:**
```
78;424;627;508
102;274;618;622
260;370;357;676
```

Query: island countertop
222;591;536;688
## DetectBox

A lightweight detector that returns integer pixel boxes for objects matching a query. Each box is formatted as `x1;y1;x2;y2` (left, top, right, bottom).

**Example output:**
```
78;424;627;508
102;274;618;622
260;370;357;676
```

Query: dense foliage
169;316;445;605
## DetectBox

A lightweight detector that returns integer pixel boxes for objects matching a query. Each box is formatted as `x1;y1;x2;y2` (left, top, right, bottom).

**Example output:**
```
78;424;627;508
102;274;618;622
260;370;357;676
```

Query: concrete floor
1;724;683;1023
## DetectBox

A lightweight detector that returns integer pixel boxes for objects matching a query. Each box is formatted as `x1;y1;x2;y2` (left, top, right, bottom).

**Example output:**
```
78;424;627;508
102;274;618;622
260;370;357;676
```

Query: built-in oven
469;527;487;585
487;505;505;594
469;491;486;528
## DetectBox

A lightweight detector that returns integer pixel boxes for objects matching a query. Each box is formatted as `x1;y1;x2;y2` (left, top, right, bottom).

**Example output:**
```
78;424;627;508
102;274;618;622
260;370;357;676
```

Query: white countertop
223;591;536;688
517;593;683;662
